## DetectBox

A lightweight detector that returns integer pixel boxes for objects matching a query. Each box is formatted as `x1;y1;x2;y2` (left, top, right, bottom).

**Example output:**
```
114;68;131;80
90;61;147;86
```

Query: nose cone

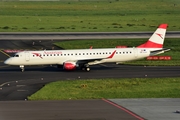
4;58;11;65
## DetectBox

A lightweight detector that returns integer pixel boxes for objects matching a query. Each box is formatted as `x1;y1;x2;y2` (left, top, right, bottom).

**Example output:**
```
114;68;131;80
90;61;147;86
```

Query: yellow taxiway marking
0;49;11;58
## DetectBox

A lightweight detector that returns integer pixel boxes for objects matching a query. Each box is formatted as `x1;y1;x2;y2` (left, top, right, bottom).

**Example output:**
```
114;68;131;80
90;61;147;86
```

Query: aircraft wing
77;58;105;65
65;50;116;65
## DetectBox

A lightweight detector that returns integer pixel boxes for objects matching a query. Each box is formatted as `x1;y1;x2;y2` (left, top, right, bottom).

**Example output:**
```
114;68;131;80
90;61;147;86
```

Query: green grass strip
0;0;180;32
28;78;180;100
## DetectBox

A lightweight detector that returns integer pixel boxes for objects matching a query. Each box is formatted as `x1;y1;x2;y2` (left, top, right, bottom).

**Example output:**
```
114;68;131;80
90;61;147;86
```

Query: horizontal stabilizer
150;48;170;55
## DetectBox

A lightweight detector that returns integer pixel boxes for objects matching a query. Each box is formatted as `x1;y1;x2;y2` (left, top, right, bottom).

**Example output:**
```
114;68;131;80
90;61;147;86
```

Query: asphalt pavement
0;38;180;120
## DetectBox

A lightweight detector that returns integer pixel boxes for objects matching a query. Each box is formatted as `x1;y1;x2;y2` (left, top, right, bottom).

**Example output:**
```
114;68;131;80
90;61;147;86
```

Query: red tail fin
137;24;168;48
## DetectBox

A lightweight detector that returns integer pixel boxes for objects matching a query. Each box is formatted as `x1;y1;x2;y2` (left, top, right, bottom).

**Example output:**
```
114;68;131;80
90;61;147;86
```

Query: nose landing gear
20;65;25;72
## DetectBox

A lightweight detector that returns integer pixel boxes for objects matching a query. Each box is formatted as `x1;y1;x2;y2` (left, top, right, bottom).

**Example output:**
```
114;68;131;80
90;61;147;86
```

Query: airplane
4;24;170;72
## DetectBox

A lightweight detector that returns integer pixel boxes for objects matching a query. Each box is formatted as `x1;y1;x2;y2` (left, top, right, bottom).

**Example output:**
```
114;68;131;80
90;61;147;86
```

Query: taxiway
0;36;180;120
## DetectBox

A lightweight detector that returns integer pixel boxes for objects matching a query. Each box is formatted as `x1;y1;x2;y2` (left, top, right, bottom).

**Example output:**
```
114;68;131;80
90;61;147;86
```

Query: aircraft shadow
0;64;118;72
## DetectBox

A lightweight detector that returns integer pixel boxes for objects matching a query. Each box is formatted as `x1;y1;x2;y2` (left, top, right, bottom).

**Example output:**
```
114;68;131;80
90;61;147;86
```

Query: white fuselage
4;47;157;66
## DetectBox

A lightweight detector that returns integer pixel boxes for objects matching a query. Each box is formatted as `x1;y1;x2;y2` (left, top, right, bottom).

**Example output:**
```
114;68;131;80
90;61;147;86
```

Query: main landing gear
82;64;90;72
86;67;90;72
20;65;25;72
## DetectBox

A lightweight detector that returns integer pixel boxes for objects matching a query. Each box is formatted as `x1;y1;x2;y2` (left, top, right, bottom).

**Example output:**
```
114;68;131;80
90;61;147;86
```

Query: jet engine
63;62;77;70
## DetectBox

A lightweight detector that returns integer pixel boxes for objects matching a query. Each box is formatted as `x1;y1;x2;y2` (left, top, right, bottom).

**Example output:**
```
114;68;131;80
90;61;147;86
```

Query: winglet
107;50;116;58
158;24;168;29
137;24;168;48
90;46;93;49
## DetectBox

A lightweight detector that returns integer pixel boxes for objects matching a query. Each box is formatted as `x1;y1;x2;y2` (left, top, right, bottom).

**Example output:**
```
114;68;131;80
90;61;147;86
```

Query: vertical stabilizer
137;24;168;48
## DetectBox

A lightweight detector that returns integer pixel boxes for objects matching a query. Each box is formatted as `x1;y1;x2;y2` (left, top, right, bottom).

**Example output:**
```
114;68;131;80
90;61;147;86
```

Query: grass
54;38;180;66
28;77;180;100
0;0;180;32
1;0;180;100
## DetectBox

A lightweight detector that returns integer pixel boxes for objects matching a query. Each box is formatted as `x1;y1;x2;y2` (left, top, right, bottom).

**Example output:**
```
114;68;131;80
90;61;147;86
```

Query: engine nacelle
63;62;77;70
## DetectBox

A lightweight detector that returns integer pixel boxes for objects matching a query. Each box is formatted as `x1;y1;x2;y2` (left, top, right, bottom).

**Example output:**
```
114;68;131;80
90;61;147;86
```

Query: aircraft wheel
86;67;90;72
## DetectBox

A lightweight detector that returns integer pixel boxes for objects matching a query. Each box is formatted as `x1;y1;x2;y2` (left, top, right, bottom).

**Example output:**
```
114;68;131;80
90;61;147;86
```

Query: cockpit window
14;54;19;57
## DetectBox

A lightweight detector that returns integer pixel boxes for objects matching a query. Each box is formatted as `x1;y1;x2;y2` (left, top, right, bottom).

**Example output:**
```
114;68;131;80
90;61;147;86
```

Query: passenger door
134;48;138;58
25;51;30;61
